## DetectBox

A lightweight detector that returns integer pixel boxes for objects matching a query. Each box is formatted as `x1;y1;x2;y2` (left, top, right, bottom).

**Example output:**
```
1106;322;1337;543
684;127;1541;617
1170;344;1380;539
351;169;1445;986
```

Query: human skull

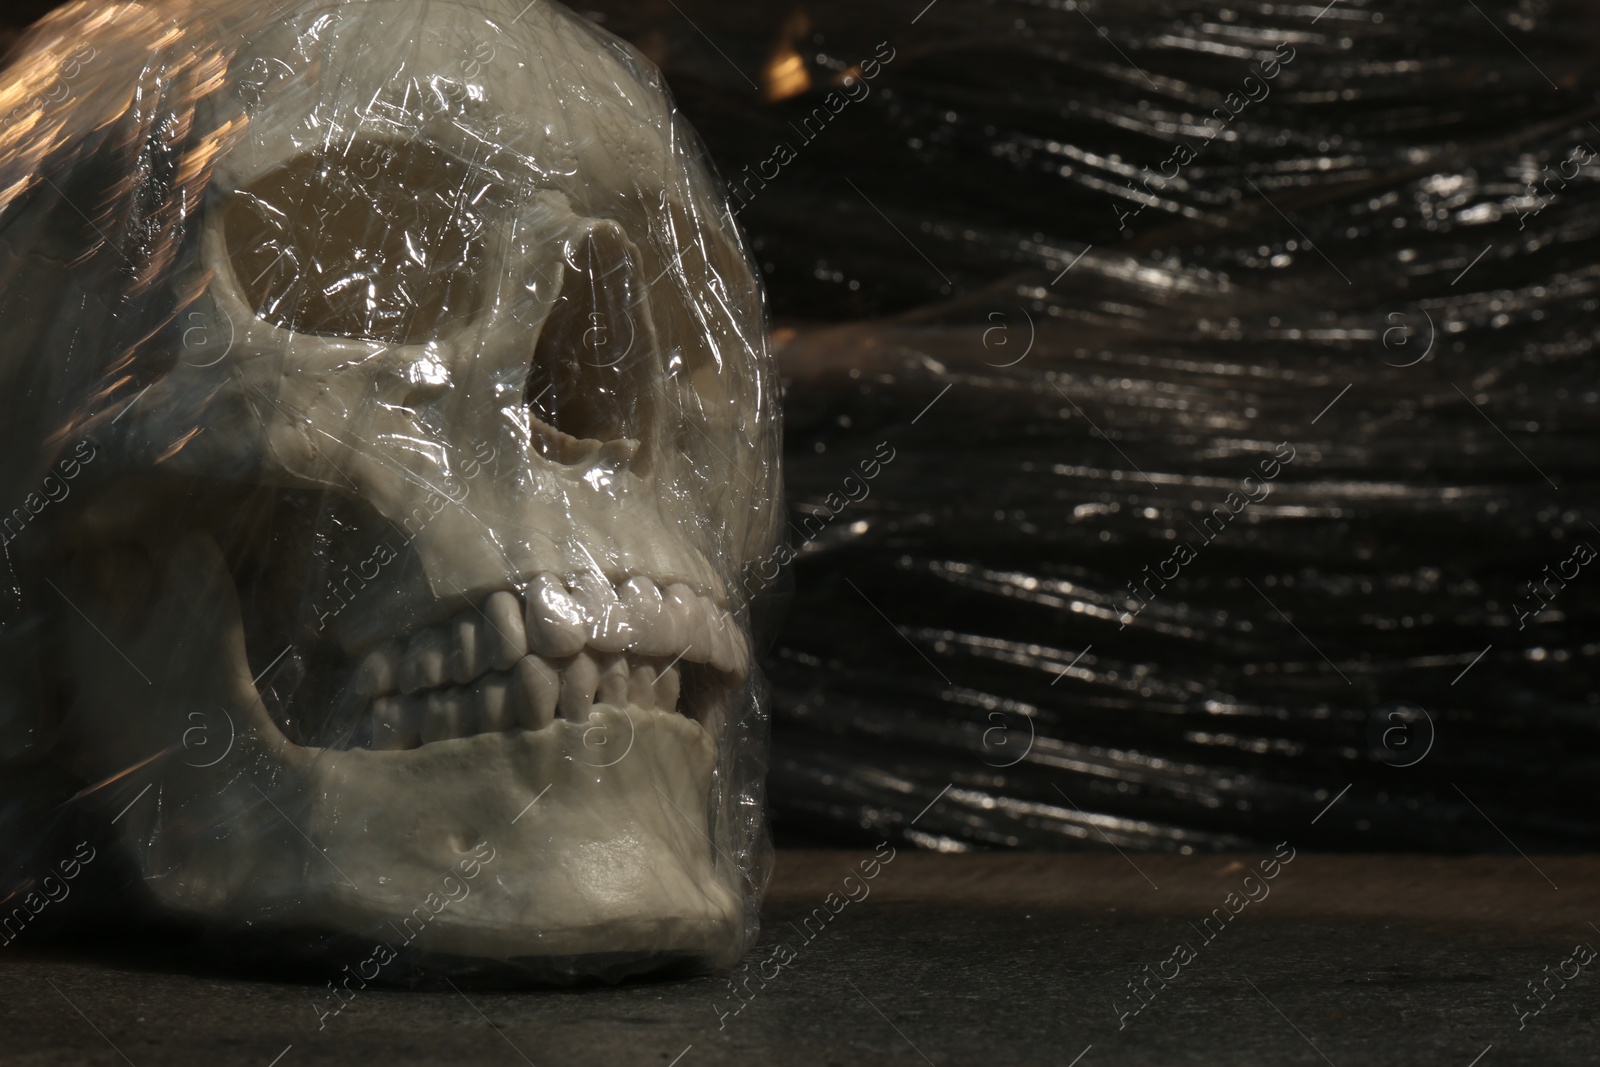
0;0;781;980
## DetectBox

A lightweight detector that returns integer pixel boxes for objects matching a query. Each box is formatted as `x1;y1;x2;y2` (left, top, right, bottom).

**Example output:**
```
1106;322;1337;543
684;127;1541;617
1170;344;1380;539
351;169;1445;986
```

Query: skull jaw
61;532;747;976
173;717;744;968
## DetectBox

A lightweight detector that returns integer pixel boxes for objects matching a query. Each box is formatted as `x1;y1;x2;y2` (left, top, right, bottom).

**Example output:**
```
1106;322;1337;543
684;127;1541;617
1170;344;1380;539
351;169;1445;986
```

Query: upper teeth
352;573;745;751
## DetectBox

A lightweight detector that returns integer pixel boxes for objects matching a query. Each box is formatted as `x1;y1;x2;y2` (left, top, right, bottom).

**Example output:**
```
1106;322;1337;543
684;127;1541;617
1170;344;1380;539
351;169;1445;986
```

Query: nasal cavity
525;222;656;468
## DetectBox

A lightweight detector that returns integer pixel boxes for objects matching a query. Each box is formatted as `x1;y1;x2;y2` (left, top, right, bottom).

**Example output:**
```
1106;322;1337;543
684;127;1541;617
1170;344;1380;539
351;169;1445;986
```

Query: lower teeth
368;657;684;751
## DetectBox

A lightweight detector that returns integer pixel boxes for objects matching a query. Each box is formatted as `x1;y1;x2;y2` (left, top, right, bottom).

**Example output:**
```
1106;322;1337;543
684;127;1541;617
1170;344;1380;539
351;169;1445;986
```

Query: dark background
7;0;1599;855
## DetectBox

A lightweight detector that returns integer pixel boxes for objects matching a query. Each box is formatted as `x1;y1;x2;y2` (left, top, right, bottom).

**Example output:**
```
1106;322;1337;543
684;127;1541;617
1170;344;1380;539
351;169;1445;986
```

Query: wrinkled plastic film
727;2;1600;852
0;0;782;983
545;0;1600;852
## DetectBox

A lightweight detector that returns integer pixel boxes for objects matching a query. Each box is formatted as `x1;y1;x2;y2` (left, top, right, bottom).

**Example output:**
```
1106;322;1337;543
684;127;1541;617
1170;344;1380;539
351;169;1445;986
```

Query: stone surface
2;852;1596;1065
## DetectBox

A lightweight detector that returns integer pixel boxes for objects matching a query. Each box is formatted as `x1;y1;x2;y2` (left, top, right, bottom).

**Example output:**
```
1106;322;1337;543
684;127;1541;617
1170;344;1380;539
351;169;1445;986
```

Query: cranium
0;0;781;980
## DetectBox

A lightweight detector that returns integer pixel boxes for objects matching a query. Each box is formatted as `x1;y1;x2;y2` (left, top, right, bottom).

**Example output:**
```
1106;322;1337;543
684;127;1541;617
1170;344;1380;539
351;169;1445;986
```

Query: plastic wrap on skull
0;0;783;982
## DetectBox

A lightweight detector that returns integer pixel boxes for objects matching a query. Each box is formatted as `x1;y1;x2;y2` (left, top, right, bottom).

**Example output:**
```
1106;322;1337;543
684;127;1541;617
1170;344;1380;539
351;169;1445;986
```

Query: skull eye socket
222;141;495;346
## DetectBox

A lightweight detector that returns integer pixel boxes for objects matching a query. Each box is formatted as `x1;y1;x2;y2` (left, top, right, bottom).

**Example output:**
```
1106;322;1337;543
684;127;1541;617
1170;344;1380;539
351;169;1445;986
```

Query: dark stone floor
2;853;1596;1066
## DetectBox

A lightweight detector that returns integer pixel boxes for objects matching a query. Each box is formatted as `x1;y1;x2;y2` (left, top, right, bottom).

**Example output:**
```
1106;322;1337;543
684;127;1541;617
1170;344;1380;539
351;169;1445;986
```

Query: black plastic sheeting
577;0;1600;852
